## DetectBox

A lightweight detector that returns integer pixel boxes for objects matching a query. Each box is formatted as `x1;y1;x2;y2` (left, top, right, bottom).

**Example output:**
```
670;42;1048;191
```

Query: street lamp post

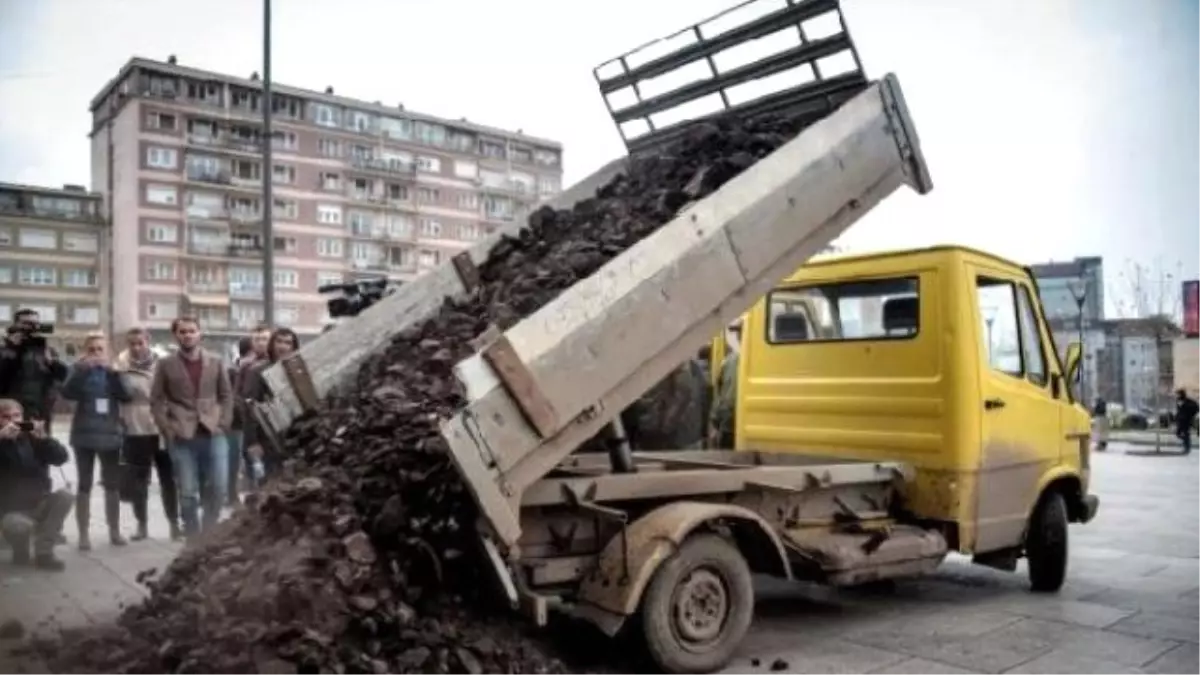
1068;278;1087;402
261;0;275;326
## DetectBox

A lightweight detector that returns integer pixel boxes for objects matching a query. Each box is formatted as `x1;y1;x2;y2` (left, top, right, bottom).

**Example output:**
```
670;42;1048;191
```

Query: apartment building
0;182;109;357
88;56;564;350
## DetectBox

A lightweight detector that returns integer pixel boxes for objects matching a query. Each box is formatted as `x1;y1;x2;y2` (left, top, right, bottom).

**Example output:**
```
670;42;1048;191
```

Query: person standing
1176;389;1199;456
60;333;132;550
243;328;299;480
115;328;182;541
0;308;68;436
0;399;72;570
226;327;268;506
150;317;233;537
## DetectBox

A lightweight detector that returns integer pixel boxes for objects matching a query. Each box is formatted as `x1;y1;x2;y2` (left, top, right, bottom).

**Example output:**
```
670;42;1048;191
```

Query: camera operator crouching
0;309;69;435
0;398;72;570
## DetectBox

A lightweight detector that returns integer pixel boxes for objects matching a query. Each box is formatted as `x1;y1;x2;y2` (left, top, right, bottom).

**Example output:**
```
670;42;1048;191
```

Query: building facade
0;182;109;357
1092;316;1181;411
1030;256;1105;324
88;57;563;352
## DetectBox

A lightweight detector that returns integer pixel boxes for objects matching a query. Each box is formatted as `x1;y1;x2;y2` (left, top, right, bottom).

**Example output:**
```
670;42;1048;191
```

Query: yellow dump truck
255;1;1098;672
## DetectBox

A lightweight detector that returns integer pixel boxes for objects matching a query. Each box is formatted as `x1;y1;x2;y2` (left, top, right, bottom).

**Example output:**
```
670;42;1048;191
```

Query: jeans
2;489;74;556
1179;429;1193;455
169;434;228;536
225;430;243;502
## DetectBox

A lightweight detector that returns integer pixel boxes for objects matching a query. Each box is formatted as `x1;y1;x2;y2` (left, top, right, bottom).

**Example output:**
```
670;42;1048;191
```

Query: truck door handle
985;398;1006;410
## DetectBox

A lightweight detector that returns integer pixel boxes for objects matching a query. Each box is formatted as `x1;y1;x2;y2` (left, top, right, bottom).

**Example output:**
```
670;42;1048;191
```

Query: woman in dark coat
61;333;132;549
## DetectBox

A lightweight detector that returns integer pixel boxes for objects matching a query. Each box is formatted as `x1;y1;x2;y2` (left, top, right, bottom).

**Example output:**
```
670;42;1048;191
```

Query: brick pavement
0;441;1195;674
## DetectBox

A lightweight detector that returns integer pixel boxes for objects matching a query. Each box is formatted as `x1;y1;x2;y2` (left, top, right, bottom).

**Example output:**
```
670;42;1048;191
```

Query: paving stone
1083;588;1200;619
1110;612;1200;644
1143;643;1200;674
869;656;976;673
727;635;912;674
1005;648;1146;674
986;597;1136;629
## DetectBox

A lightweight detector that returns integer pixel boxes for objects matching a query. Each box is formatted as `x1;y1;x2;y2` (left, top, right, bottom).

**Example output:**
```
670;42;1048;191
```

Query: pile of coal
35;115;809;674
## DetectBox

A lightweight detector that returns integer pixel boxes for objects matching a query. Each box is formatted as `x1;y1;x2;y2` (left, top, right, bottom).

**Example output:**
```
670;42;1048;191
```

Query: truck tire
640;533;753;674
1026;491;1068;593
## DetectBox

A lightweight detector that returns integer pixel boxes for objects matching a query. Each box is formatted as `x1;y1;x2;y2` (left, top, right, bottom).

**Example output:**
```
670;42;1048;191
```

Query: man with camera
0;309;69;436
0;398;72;570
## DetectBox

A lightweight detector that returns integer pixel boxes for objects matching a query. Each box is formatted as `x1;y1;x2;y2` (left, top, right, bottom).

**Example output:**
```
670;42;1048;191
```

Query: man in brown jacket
149;317;233;537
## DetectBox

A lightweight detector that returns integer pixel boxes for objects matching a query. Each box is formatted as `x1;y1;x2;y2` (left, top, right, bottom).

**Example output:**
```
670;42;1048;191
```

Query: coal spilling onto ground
30;116;811;674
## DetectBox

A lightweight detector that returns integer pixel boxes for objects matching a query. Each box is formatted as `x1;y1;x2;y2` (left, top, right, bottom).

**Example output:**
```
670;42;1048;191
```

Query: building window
534;149;559;166
416;156;441;173
147;146;178;169
273;236;298;254
146;300;178;319
457;193;479;210
349;111;372;132
419;219;442;238
387;184;408;201
538;176;560;195
386;215;412;238
63;269;98;288
317;237;344;257
0;227;11;246
63;232;99;253
511;146;533;163
320;172;341;191
380;117;410;140
312;103;339;127
274;269;299;289
415;122;446;146
146;112;177;131
317;271;344;288
146;184;178;206
0;305;10;322
18;266;56;286
276;305;300;325
480;140;506;159
146;221;178;243
419;250;441;267
417;188;439;204
18;229;56;249
67;306;100;325
454;160;478;179
146;261;177;280
0;266;12;283
317;204;343;225
318;138;342;157
272;131;299;151
272;164;296;185
23;305;56;322
349;210;375;235
459;224;481;241
273;198;298;220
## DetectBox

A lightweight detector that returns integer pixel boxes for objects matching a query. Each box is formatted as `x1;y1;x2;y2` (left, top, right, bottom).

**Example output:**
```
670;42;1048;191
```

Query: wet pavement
0;441;1195;674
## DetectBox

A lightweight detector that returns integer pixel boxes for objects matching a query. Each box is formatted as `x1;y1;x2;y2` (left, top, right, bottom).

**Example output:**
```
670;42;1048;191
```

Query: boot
10;534;30;566
169;521;183;542
131;521;149;542
76;494;92;552
34;552;65;572
131;490;149;541
106;490;127;546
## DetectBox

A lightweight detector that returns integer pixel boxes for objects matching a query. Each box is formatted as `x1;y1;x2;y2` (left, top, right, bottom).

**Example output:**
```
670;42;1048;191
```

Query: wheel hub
673;568;728;643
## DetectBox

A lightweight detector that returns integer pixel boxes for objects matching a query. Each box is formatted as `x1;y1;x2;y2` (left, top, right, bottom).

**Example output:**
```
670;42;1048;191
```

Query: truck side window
976;277;1023;377
766;277;919;344
1016;286;1047;386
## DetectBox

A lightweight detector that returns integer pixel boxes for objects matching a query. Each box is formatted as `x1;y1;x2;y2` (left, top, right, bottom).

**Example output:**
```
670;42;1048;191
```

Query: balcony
348;156;417;178
482;209;516;224
346;190;384;205
229;210;262;225
0;197;102;223
186;280;227;294
227;243;263;259
186;240;232;257
185;169;232;185
229;282;263;299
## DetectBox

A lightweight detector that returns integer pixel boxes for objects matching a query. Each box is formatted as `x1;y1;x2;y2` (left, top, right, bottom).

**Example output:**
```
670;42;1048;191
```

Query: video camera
6;322;54;347
318;277;403;319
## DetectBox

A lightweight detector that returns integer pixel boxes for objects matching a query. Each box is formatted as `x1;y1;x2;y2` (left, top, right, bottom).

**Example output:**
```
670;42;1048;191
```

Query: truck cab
735;244;1098;565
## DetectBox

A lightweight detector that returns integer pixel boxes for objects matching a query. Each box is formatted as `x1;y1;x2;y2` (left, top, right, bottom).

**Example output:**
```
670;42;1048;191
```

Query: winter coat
115;349;160;437
62;362;132;452
0;340;68;420
0;433;69;515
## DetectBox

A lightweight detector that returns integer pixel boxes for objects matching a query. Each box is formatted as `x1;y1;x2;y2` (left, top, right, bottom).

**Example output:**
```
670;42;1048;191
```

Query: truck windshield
766;277;920;344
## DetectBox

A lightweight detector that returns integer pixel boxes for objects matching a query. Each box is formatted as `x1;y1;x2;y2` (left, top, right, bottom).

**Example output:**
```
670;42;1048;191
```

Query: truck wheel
1026;491;1068;593
640;533;753;674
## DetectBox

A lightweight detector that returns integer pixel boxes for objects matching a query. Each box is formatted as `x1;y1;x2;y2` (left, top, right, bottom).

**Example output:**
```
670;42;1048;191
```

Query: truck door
971;272;1061;553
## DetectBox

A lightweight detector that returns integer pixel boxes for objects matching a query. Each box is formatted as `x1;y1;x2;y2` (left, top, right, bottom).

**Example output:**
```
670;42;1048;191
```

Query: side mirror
1064;341;1083;399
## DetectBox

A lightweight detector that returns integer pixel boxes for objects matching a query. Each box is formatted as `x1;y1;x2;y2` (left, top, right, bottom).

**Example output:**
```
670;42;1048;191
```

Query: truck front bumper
1077;494;1100;524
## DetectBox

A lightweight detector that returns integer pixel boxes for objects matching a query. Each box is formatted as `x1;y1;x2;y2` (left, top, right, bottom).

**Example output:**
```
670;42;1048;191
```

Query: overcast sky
0;0;1196;314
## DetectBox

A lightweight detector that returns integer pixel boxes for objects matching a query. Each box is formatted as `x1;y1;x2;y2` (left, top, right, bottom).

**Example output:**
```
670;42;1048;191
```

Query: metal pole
261;0;275;326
